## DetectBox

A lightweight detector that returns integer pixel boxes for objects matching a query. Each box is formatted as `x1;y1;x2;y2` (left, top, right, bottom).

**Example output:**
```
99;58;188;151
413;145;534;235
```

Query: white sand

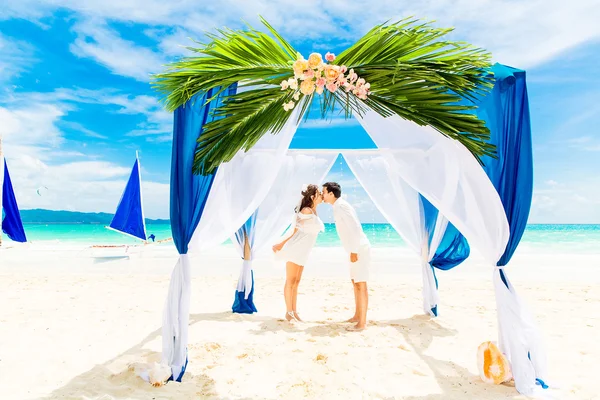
0;243;598;399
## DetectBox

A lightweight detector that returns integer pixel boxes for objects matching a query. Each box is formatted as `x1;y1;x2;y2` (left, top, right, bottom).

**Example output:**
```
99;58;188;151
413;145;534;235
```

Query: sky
1;1;599;223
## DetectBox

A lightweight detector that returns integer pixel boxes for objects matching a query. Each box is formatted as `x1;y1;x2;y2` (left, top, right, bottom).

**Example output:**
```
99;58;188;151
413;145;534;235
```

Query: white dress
275;209;324;266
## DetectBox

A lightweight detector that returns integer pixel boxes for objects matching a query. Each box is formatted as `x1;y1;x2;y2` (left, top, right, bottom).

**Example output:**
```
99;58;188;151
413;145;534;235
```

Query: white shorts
349;245;371;283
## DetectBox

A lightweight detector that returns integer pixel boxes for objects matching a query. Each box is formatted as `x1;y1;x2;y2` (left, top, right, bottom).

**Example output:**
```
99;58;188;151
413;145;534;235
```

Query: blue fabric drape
171;88;217;255
474;65;547;394
2;160;27;243
420;196;470;271
109;159;146;240
171;85;238;253
232;211;258;314
166;84;237;382
419;196;470;316
476;63;533;268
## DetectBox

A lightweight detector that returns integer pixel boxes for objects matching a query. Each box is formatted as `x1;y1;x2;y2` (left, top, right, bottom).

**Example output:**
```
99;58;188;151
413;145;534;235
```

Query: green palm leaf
153;17;496;175
335;18;495;159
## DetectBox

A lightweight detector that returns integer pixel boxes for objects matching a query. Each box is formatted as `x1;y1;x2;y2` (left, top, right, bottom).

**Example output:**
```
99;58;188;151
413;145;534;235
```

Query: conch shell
477;341;512;384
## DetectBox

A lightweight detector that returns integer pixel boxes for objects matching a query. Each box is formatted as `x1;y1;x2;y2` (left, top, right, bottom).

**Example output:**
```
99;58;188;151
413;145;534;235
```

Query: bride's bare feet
293;311;303;322
285;311;298;322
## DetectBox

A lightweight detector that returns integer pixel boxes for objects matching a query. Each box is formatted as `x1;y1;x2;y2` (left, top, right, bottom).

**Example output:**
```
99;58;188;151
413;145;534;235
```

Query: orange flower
324;65;340;81
308;53;323;69
293;59;309;77
300;79;316;95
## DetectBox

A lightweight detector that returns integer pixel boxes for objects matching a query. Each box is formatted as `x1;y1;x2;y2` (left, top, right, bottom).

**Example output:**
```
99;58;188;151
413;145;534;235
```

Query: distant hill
19;209;169;224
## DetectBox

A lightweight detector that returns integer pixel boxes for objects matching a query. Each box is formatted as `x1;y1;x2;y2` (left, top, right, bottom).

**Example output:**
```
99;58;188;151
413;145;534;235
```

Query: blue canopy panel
109;158;146;241
476;63;533;267
420;195;470;271
2;160;27;243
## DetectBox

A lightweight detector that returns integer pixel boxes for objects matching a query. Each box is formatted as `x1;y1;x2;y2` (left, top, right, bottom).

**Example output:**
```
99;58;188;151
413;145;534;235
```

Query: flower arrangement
280;52;371;111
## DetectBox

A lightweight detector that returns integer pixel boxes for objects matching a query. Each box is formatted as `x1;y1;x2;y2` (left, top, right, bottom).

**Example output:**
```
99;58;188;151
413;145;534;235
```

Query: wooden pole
243;233;251;261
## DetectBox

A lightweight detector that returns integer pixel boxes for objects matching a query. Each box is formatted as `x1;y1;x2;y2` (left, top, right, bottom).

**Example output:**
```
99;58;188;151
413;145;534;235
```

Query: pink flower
316;77;326;87
344;83;354;93
348;70;358;83
325;52;336;62
303;69;315;79
340;65;347;73
356;78;366;86
326;82;338;93
315;85;324;95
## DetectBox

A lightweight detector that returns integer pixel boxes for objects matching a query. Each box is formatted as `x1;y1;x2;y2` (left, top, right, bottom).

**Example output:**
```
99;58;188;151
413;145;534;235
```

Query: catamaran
90;152;170;258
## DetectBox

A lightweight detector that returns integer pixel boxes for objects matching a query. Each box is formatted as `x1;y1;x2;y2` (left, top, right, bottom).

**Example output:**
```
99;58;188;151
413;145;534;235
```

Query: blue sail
2;160;27;243
108;157;147;241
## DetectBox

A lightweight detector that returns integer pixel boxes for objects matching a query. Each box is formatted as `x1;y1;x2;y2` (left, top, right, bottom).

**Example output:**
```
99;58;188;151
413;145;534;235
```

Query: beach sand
0;243;598;399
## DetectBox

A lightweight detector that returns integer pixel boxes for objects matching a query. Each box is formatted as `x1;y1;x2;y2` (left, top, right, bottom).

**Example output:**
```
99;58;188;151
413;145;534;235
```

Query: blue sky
1;1;599;223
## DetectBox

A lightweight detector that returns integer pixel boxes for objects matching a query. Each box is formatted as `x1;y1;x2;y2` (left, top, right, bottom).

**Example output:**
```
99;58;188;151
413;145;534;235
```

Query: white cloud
1;90;170;218
530;179;600;223
4;0;600;73
4;87;173;141
6;155;169;218
0;33;37;83
69;19;165;82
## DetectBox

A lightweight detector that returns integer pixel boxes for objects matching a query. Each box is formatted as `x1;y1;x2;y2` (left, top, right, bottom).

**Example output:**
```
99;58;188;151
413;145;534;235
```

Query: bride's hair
296;184;319;212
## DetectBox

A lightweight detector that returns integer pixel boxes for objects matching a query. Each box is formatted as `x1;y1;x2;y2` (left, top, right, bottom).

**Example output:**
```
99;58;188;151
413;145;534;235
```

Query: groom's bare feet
345;316;359;323
346;324;366;332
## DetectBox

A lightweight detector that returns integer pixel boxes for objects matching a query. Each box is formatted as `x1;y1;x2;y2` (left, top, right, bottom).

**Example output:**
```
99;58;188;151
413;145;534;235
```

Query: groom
322;182;371;331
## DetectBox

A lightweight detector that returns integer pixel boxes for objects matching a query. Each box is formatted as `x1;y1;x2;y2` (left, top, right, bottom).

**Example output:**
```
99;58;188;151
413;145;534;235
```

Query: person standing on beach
321;182;371;331
272;184;325;323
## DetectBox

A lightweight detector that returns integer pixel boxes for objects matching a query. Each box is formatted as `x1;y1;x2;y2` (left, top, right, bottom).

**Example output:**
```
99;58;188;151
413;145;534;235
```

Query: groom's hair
323;182;341;198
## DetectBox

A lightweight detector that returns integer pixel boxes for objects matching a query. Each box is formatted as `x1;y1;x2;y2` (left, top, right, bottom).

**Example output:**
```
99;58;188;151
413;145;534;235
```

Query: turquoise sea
15;223;600;254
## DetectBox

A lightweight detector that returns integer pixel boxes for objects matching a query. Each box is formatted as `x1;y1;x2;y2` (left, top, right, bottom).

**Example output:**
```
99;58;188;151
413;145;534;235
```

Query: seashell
148;362;172;387
477;341;512;384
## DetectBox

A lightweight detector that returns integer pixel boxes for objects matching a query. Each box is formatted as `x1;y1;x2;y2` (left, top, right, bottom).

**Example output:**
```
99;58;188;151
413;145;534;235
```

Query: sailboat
0;147;28;248
90;152;170;258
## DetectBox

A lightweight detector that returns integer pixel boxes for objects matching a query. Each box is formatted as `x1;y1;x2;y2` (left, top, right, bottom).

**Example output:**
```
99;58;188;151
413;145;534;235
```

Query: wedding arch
153;18;546;396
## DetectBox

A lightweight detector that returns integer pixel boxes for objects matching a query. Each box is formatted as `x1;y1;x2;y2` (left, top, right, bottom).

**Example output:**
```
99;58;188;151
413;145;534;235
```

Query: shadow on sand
44;312;517;399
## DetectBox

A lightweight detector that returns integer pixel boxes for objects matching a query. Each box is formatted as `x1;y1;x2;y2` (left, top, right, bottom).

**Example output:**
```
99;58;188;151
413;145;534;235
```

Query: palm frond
153;17;497;174
335;18;495;160
152;20;297;112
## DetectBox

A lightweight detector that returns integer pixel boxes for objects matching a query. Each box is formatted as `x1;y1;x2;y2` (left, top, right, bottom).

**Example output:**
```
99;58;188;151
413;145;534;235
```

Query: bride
272;184;324;322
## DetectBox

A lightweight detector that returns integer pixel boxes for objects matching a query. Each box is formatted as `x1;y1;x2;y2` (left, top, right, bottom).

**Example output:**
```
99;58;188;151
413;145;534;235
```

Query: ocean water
12;223;600;254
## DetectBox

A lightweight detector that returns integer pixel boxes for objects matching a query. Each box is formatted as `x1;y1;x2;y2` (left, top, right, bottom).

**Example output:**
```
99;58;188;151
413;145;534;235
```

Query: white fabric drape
494;269;548;396
189;107;303;253
161;254;191;379
354;109;510;264
421;213;449;316
161;107;301;380
232;151;338;297
342;150;450;316
355;109;547;395
342;152;422;253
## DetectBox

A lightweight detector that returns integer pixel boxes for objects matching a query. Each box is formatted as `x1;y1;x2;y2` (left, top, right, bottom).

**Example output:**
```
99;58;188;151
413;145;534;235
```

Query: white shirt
332;198;370;253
